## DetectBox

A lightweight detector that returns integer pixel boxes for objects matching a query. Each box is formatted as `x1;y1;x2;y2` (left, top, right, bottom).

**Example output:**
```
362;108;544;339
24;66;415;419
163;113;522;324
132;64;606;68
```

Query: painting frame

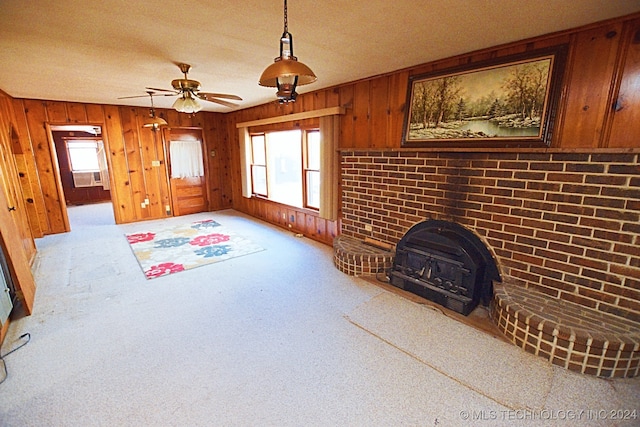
401;45;568;148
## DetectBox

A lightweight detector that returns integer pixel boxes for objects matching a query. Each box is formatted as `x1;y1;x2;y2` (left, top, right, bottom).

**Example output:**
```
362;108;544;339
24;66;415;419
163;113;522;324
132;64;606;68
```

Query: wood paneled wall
0;90;36;316
1;13;639;249
0;12;638;326
6;100;232;237
222;13;640;244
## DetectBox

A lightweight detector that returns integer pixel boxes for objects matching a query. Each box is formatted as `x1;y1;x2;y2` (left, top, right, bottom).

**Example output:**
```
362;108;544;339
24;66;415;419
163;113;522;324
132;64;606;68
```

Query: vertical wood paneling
608;18;640;148
149;123;170;217
13;154;42;237
369;76;390;148
388;71;409;146
0;95;36;260
119;107;148;220
11;99;48;237
103;105;131;223
326;87;340;108
203;112;231;211
0;183;36;314
44;101;68;123
137;115;164;218
557;23;623;148
23;100;68;233
352;80;371;148
85;104;105;123
338;85;355;148
66;102;88;123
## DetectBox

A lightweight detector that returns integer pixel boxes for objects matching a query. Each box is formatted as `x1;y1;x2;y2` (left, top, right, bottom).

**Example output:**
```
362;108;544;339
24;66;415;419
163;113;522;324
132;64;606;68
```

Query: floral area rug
125;219;264;279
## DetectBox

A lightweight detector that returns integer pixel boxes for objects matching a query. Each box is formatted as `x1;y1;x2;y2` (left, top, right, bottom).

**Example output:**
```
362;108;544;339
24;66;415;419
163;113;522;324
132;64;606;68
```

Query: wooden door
165;128;208;216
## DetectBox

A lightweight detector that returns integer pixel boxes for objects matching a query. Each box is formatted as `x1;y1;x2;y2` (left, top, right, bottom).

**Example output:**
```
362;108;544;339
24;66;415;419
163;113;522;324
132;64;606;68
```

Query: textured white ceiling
1;1;638;112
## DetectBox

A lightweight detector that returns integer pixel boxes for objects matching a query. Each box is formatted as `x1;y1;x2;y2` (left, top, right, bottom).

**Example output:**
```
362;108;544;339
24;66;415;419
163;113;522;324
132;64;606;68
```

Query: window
251;135;267;196
65;139;110;189
66;140;100;172
250;129;320;210
305;130;320;209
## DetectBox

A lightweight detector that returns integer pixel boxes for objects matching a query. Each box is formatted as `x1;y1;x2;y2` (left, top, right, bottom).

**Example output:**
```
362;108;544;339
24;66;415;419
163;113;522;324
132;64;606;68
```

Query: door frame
162;126;210;216
45;123;117;229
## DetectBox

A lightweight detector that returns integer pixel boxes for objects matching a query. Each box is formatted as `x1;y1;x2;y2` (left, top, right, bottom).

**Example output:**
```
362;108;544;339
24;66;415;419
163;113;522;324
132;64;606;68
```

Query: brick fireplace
338;149;640;377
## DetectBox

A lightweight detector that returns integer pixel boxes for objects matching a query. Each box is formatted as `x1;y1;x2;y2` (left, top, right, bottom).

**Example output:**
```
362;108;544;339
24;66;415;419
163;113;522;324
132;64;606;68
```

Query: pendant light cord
283;0;288;33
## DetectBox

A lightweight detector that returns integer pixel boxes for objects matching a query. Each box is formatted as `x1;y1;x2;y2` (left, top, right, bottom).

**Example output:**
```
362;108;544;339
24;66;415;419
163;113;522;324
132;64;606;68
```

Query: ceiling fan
147;63;242;112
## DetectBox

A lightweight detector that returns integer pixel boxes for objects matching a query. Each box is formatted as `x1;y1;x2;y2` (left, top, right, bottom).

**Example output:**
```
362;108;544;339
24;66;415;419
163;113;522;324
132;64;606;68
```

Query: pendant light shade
259;0;316;103
142;115;168;131
142;91;168;132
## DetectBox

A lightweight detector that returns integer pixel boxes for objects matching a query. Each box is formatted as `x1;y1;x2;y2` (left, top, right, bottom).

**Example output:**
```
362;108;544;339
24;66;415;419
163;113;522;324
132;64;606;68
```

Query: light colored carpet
1;203;639;426
125;219;263;279
347;292;554;410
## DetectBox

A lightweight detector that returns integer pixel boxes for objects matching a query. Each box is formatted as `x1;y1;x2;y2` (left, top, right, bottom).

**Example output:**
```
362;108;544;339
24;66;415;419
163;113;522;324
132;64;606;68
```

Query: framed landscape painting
402;45;567;147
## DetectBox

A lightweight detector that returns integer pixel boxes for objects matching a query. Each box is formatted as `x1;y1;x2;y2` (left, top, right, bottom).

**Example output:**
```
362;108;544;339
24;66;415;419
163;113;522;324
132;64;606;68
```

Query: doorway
164;128;209;216
48;124;115;229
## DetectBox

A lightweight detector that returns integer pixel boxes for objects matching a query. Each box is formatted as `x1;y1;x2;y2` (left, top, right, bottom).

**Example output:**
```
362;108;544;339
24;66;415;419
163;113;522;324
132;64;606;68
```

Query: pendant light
142;91;168;132
259;0;317;103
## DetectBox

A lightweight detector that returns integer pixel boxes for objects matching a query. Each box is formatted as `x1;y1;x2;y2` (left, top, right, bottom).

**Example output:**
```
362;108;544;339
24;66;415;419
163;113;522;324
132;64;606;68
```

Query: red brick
547;173;585;183
579;217;622;231
578;287;618;304
534;249;568;262
564;274;603;290
565;163;605;173
559;292;598;308
608;164;640;175
585;175;628;185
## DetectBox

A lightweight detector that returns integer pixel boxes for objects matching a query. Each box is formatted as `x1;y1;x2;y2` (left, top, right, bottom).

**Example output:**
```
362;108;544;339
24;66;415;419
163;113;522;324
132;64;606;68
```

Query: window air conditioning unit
72;171;102;187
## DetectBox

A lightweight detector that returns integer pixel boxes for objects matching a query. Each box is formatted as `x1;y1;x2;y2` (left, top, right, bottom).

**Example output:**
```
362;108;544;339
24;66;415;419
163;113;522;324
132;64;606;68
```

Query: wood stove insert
389;220;501;315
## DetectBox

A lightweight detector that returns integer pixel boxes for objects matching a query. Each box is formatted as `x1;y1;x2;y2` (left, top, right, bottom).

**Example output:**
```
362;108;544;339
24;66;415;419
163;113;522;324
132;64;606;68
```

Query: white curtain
319;115;340;221
96;142;110;190
238;127;252;198
170;140;204;178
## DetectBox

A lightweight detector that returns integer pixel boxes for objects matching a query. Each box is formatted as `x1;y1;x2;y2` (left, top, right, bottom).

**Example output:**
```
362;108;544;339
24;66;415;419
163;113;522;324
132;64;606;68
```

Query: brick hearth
333;235;394;277
339;149;640;376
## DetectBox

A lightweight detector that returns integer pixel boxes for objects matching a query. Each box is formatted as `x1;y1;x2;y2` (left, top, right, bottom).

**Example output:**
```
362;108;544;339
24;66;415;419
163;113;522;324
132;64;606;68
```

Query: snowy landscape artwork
403;48;565;146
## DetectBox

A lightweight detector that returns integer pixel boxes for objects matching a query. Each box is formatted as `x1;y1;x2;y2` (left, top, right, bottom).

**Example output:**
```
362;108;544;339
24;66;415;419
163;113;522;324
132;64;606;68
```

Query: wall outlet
144;198;150;205
141;202;146;208
364;224;373;232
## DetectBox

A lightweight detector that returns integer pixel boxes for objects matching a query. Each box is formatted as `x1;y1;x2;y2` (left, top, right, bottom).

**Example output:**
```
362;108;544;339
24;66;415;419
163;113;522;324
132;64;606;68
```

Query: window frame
303;129;320;210
250;134;268;197
249;127;320;211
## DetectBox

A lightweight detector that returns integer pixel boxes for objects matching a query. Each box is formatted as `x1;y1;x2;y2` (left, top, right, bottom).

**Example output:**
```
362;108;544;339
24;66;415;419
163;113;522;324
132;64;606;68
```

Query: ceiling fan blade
117;94;150;99
196;95;238;108
145;87;179;94
199;92;242;101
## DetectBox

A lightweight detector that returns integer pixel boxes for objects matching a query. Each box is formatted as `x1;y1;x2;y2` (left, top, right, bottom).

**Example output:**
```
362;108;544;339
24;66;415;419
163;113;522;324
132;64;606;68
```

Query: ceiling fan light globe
172;97;185;111
173;95;202;113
